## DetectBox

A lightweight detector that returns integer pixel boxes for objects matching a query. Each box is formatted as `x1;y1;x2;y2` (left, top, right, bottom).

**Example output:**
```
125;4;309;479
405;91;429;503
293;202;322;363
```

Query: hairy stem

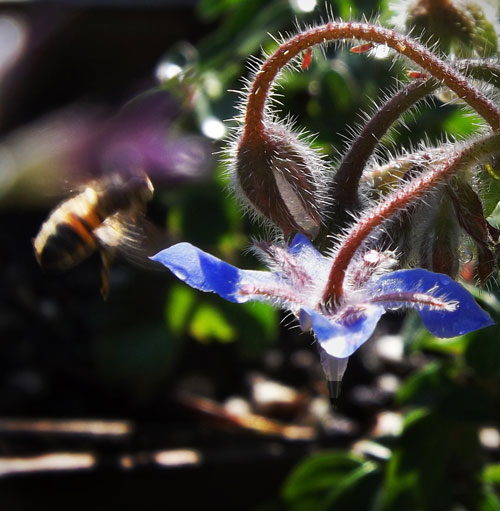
323;58;500;240
243;22;500;145
325;78;438;233
322;132;500;303
457;59;500;90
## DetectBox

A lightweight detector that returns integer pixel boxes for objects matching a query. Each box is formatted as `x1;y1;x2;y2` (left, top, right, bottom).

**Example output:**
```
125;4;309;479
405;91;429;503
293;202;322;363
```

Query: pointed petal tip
150;243;190;265
149;251;164;263
148;242;242;302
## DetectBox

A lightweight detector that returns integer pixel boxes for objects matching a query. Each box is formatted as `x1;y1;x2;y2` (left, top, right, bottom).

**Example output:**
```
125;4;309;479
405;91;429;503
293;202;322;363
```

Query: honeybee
33;170;155;298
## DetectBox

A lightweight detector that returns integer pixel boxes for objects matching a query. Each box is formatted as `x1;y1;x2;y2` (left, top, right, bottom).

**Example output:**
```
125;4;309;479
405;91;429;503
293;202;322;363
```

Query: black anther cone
327;380;342;406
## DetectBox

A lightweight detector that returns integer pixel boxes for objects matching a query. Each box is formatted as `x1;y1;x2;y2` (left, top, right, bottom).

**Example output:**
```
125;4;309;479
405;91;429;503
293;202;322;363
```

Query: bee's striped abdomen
34;188;103;271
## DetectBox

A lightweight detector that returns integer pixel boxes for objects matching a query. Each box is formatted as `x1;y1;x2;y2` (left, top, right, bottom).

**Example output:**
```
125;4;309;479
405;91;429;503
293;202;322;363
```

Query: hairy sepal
235;122;328;238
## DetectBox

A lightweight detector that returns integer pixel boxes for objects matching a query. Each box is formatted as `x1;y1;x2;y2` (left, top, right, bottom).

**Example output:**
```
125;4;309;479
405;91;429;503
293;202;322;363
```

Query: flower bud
233;123;327;238
394;0;499;57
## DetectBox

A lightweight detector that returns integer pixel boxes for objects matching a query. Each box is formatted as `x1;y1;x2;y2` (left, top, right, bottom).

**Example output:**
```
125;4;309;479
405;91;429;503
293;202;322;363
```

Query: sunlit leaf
223;301;278;357
483;464;500;484
323;462;382;510
189;303;236;343
401;313;468;355
282;451;365;508
241;301;278;340
479;487;500;511
442;109;482;137
165;284;197;336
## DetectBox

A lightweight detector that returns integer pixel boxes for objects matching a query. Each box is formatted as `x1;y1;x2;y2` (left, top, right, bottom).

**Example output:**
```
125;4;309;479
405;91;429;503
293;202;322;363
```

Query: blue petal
301;304;385;358
289;233;317;255
288;233;330;277
151;243;277;304
376;269;495;337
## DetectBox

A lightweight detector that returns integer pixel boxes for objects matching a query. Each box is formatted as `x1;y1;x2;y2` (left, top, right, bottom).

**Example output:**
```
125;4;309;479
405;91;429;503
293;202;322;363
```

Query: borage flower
151;234;494;400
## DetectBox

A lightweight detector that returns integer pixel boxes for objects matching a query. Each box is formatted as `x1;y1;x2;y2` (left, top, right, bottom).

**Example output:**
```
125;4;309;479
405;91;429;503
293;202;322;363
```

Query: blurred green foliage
282;451;381;510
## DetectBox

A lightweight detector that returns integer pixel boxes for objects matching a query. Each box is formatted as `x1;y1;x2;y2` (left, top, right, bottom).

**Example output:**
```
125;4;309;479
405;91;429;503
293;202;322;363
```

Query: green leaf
241;301;278;340
396;362;451;406
322;69;355;113
165;284;196;336
483;464;500;484
479;486;500;511
468;4;499;57
397;359;497;422
197;0;242;19
165;277;277;350
196;0;291;74
479;169;500;217
442;109;482;137
322;462;382;511
337;0;358;19
465;325;500;378
189;303;236;343
221;301;278;357
419;335;467;355
381;410;455;510
282;451;366;509
401;312;468;355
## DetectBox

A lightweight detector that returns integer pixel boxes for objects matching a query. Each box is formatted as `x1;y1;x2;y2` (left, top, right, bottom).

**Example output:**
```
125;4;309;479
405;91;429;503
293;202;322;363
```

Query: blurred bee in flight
33;170;155;299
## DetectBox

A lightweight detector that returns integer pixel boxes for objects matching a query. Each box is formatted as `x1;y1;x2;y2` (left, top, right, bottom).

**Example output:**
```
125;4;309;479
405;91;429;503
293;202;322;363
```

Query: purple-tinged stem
326;78;438;232
457;59;500;89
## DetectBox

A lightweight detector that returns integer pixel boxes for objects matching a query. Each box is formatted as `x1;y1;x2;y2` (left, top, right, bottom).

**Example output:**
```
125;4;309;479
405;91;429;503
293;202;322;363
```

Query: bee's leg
99;250;113;300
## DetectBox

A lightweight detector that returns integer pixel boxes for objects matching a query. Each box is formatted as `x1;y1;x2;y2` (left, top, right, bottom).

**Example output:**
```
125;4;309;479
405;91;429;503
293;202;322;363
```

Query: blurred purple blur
0;4;215;208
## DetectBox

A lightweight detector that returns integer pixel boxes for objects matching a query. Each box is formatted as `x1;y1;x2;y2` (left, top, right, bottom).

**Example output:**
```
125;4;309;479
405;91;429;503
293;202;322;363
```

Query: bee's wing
93;212;168;271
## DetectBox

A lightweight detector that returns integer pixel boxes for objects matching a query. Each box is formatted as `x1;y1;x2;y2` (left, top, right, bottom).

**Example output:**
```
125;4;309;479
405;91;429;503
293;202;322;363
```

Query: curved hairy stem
243;22;500;145
325;78;438;231
457;59;500;89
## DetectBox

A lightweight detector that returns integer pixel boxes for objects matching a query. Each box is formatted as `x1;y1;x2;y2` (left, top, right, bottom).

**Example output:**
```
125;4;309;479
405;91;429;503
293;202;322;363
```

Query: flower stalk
243;21;500;140
326;77;437;232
